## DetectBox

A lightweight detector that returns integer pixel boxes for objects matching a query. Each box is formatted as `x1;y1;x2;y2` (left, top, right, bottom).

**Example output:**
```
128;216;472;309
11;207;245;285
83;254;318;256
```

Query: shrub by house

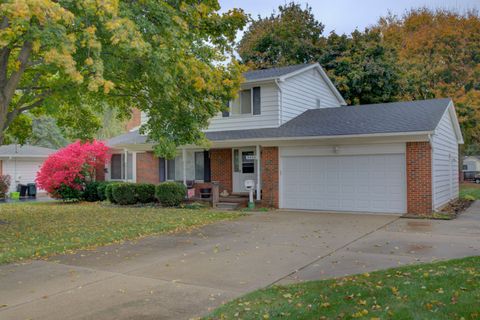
155;182;186;207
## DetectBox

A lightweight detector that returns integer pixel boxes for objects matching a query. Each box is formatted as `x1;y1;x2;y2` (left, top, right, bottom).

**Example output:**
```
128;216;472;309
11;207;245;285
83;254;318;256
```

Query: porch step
215;202;241;211
219;196;249;204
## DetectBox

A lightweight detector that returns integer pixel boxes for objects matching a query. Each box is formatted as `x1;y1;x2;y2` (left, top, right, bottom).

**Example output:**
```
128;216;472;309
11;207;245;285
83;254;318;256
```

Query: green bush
97;181;113;201
112;183;137;205
83;181;100;202
105;183;117;203
155;182;186;207
55;184;83;202
135;183;156;203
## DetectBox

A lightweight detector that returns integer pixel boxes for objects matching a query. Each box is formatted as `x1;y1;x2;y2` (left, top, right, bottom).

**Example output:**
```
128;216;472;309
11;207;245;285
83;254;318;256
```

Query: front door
233;148;256;193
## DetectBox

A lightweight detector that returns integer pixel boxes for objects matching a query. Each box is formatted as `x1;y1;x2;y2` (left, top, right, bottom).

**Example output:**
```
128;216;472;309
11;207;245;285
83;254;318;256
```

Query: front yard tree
0;1;247;157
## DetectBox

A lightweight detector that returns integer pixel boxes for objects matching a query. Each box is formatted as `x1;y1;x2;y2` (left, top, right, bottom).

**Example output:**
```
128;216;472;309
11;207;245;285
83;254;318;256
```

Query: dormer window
224;87;261;117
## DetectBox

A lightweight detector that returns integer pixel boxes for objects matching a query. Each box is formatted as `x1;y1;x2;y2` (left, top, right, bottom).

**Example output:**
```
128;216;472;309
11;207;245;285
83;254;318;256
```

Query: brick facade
136;152;160;184
125;108;142;132
95;162;105;181
210;149;232;193
261;147;279;208
406;142;432;215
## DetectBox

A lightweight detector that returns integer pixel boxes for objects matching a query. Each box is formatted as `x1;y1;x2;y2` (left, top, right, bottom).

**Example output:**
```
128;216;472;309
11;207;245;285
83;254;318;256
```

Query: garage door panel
281;154;406;214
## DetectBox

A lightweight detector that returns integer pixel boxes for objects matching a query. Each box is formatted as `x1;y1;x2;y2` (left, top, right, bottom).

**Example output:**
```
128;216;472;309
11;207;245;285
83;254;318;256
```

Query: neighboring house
0;144;56;193
462;156;480;172
107;63;463;215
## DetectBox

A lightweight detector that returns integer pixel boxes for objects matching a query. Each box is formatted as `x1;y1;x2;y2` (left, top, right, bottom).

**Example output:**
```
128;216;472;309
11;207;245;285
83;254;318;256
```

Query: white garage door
281;154;406;213
3;159;44;192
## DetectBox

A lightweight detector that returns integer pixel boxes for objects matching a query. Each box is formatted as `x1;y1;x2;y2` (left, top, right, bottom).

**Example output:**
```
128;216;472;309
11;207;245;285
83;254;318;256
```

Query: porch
105;146;279;208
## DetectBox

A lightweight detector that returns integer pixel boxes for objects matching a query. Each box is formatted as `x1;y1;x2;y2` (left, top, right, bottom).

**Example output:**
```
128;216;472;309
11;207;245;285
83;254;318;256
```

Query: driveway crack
269;216;400;286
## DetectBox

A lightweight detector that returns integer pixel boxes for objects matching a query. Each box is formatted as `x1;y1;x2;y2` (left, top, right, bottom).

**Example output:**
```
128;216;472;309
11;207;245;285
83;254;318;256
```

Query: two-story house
107;63;463;215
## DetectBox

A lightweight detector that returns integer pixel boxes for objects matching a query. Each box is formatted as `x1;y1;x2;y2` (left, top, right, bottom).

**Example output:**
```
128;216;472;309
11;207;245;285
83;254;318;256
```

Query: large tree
237;2;400;105
376;8;480;150
320;29;400;104
0;1;247;157
237;2;324;69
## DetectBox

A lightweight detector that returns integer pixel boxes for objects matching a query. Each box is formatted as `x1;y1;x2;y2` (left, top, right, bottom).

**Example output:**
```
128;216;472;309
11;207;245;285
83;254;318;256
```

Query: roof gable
243;63;347;106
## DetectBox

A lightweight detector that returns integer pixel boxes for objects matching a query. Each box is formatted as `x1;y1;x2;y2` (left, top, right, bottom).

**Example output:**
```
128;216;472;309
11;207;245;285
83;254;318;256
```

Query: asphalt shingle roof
243;64;311;82
106;98;452;147
0;144;56;157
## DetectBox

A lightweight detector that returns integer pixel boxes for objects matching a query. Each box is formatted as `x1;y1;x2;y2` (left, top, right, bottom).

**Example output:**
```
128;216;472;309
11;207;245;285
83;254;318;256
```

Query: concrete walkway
1;204;479;320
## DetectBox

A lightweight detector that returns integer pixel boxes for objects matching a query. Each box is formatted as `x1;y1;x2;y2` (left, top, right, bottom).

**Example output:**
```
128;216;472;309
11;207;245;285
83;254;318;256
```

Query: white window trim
163;150;206;183
108;151;136;182
229;87;260;117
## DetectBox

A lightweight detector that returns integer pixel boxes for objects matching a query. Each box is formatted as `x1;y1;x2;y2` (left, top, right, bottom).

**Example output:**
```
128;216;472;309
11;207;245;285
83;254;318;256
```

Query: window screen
167;158;175;180
241;90;252;114
195;152;204;180
111;154;122;179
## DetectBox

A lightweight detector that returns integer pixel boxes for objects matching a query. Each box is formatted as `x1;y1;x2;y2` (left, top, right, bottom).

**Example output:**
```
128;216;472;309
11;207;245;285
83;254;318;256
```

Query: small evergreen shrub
135;183;156;203
97;181;113;201
83;181;100;202
112;183;137;205
155;182;186;207
105;183;117;203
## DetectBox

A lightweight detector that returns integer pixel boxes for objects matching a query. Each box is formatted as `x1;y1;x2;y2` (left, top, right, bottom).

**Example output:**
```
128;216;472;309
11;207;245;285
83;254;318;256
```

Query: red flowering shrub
0;175;11;198
36;140;109;200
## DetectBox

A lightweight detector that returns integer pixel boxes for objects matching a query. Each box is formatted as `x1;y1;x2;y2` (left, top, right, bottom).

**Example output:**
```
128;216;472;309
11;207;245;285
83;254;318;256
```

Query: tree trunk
0;99;7;145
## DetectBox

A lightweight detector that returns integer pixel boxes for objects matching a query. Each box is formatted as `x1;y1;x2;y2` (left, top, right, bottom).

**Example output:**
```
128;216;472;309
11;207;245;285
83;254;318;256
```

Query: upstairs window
228;87;261;116
241;90;252;114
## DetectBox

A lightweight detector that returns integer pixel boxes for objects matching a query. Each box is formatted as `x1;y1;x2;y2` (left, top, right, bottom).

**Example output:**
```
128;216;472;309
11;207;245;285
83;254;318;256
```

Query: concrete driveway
1;204;479;320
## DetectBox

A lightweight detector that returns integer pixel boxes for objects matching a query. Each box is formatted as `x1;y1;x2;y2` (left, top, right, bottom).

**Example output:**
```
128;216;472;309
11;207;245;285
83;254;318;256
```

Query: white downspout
256;144;261;201
428;133;435;210
275;79;283;125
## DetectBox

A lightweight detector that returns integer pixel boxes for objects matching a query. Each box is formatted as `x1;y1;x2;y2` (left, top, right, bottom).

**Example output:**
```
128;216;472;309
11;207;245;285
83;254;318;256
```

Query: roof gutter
207;130;434;144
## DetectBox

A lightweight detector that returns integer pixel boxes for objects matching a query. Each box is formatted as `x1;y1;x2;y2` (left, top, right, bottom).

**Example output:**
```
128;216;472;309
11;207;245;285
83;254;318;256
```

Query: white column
123;149;128;182
182;148;187;186
132;152;137;183
256;145;261;201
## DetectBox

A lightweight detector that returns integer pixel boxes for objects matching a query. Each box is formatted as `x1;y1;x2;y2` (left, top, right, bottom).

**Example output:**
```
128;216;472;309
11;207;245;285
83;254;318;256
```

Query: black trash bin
27;183;37;198
17;184;28;197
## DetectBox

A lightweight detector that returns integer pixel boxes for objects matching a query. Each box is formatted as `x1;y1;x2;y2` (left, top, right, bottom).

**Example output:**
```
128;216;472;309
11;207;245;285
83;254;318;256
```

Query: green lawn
0;202;242;264
460;183;480;199
206;256;480;320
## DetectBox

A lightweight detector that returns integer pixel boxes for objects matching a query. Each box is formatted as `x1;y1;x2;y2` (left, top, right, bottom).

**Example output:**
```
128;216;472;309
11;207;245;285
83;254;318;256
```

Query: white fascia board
448;100;464;144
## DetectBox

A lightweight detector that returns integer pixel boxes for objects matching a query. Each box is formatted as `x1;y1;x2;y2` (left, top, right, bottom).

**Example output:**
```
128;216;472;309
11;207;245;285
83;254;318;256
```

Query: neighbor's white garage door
280;153;406;213
3;159;44;192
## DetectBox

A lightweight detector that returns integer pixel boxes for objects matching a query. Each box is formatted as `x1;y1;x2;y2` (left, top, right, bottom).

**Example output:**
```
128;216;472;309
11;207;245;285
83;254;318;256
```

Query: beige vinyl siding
206;83;280;131
280;68;341;124
432;108;459;209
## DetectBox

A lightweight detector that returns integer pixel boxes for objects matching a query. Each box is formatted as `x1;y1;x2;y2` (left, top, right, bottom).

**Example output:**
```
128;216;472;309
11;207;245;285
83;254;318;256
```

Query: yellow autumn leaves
0;0;149;94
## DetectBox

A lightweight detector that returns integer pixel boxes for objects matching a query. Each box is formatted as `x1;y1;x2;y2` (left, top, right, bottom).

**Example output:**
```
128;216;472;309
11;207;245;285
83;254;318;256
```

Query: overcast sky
219;0;480;35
